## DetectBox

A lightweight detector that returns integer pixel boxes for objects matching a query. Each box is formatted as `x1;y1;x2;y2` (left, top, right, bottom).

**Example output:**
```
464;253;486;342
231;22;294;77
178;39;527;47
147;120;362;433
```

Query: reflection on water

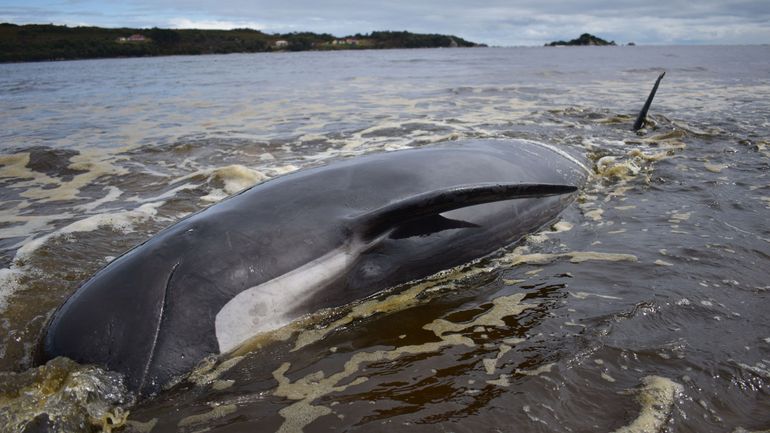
1;46;769;432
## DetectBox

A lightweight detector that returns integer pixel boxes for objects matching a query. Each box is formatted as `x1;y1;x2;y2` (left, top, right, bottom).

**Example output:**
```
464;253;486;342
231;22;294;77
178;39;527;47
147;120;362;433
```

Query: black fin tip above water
633;72;666;131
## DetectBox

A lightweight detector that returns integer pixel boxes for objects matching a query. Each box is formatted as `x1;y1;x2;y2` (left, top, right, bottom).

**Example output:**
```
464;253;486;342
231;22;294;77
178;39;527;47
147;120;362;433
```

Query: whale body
39;139;587;396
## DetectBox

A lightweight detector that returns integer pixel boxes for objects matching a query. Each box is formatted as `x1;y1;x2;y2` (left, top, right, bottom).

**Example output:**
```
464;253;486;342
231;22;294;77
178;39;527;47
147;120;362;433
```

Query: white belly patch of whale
215;246;354;353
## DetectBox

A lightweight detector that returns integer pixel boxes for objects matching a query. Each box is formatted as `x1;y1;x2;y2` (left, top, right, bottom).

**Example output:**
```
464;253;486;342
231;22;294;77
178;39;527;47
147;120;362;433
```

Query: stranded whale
39;139;588;396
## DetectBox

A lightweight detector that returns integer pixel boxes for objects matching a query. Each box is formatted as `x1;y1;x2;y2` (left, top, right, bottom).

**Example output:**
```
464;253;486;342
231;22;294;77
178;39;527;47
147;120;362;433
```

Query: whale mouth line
139;261;180;395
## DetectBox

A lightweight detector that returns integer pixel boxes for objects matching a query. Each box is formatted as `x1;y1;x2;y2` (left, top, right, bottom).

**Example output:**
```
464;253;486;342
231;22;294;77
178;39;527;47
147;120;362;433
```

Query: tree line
0;23;481;63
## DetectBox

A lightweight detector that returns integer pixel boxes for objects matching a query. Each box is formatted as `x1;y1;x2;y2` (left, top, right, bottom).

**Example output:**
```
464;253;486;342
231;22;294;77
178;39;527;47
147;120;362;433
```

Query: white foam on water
211;164;268;194
611;376;683;433
483;344;512;375
0;149;129;203
0;202;164;313
704;162;728;173
597;156;641;180
170;164;268;196
73;186;123;212
552;221;574;233
15;202;164;261
585;208;604;221
177;404;237;428
129;182;200;204
0;212;75;245
570;291;623;300
515;362;555;377
498;249;638;267
270;292;538;433
0;268;23;313
738;362;770;379
200;188;229;203
601;372;617;383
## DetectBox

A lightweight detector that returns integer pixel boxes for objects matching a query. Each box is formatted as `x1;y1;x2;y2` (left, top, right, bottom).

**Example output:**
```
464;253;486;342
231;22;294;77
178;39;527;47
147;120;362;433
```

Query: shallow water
1;46;769;433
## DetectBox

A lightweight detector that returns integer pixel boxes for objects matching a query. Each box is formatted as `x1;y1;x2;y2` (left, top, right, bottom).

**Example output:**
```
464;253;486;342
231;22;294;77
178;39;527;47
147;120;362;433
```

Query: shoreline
0;24;482;64
2;42;766;66
0;45;483;65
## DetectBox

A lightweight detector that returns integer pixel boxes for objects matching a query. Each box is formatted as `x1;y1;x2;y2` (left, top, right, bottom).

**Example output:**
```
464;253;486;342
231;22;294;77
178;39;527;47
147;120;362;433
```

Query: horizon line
3;21;769;47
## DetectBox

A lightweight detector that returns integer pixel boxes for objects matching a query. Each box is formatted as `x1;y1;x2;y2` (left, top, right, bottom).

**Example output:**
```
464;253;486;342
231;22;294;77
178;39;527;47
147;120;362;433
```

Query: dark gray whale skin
39;139;587;397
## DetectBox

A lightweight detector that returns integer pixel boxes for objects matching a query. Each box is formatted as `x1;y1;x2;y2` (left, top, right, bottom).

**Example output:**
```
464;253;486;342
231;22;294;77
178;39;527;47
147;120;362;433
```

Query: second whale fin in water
633;72;666;131
358;182;578;240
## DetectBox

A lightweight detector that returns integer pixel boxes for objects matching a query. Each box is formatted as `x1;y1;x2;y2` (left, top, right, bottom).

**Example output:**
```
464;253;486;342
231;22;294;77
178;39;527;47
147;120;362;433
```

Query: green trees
546;33;616;46
368;31;475;48
148;28;181;46
0;23;480;63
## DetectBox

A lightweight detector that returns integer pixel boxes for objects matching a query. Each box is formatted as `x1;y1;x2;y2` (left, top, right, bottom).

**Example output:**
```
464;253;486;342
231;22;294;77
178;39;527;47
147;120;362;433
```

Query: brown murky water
1;46;769;433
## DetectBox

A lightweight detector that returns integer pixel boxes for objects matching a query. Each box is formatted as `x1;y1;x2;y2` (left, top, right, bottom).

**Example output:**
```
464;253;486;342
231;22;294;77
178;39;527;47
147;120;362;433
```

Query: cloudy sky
2;0;769;46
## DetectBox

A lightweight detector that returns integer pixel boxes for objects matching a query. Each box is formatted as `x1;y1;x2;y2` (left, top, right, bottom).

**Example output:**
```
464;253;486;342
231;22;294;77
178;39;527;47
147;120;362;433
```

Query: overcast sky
2;0;769;46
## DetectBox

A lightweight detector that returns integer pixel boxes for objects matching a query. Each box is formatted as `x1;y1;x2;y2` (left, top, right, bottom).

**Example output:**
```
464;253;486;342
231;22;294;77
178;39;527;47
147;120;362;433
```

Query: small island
545;33;616;46
0;23;482;63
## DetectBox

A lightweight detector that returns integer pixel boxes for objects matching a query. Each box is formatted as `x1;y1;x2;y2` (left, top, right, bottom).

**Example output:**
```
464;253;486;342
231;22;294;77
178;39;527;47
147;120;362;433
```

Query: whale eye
350;254;391;286
359;261;383;278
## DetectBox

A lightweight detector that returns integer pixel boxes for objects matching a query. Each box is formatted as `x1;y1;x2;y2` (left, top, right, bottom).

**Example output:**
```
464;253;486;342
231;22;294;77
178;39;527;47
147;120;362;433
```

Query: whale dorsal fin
633;72;666;131
358;183;577;240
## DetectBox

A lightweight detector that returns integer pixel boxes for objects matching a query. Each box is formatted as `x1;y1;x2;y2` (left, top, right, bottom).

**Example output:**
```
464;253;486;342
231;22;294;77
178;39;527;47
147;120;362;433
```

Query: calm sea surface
1;46;769;432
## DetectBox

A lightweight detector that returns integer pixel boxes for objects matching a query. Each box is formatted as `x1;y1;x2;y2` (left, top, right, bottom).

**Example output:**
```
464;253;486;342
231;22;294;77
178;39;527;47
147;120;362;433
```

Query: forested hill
0;23;482;63
545;33;617;46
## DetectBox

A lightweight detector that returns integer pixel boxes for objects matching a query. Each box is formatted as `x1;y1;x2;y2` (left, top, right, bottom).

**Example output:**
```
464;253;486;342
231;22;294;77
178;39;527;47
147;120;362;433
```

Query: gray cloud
3;0;769;45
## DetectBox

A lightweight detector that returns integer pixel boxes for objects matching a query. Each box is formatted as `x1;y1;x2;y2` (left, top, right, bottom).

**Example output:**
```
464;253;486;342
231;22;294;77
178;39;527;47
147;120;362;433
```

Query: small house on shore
117;34;147;43
332;38;359;46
